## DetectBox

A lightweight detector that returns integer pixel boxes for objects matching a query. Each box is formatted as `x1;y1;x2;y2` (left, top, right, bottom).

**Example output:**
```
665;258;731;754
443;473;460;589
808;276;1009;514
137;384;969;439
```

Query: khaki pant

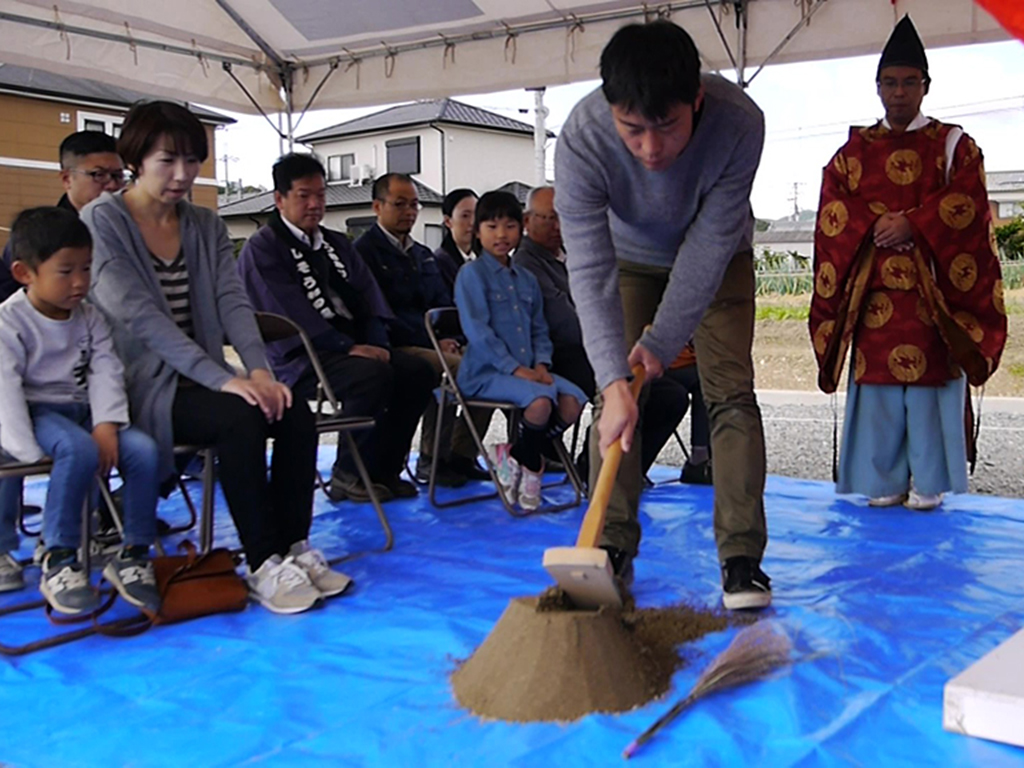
590;251;767;562
397;346;493;463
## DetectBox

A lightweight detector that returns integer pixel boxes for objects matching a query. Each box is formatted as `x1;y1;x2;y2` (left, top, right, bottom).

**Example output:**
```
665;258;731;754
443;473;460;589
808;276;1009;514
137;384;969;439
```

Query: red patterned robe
809;118;1006;394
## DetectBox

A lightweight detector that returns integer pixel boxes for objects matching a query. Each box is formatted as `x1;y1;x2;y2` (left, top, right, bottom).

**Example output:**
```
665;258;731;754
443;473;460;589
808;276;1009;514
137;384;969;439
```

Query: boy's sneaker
489;443;521;505
905;489;942;511
721;556;772;610
103;546;160;614
245;554;322;615
288;541;353;597
40;548;100;615
518;463;544;512
0;552;25;593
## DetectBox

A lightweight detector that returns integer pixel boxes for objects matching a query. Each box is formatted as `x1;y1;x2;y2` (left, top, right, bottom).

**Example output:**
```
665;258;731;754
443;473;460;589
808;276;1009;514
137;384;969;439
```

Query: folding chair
254;312;393;556
423;307;583;517
0;458;139;656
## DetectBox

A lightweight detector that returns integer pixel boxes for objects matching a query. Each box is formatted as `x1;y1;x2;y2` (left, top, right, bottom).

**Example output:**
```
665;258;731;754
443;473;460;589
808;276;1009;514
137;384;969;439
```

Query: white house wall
306;128;443;192
223;206;445;248
442;126;537;193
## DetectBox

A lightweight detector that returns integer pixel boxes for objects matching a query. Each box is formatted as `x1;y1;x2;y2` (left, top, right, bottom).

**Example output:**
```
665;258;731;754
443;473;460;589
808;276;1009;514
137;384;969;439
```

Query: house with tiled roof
0;63;233;247
220;98;549;247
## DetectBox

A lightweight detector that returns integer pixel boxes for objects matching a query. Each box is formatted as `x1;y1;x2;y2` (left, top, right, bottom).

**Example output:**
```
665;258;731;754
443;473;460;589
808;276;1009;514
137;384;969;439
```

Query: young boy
0;207;161;615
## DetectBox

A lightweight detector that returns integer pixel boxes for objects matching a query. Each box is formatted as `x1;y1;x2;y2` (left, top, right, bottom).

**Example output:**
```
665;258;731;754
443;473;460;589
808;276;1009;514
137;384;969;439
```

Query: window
327;153;355;182
386;137;420;175
998;201;1021;219
423;224;444;251
77;110;124;137
345;215;378;240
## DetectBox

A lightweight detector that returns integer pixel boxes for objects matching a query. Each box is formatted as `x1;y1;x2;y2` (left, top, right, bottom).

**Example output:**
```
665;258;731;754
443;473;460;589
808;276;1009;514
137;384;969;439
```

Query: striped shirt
150;250;194;338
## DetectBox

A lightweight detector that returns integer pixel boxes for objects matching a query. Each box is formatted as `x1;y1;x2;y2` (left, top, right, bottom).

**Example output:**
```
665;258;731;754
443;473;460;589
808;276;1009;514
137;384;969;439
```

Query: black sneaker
103;546;161;614
680;460;713;485
415;459;468;488
721;556;772;610
600;545;635;588
447;455;492;482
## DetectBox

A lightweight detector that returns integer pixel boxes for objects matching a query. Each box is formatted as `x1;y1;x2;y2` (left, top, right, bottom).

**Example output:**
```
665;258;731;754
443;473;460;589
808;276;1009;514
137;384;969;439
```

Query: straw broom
623;622;793;759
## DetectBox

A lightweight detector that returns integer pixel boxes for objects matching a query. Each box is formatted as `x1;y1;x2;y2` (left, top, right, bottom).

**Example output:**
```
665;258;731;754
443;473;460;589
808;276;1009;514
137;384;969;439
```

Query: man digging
555;20;771;610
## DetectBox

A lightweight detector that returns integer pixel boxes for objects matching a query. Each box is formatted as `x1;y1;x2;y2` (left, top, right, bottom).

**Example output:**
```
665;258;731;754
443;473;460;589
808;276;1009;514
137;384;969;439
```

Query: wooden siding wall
0;92;219;248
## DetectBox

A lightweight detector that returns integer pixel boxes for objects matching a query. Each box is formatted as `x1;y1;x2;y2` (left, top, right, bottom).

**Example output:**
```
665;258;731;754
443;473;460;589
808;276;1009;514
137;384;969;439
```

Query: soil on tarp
451;588;750;722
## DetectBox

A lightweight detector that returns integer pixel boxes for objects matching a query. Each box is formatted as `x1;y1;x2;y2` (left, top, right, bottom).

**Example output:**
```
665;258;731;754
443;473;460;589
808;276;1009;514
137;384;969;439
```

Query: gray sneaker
289;541;353;597
103;547;161;614
40;549;100;615
0;552;25;593
245;554;322;614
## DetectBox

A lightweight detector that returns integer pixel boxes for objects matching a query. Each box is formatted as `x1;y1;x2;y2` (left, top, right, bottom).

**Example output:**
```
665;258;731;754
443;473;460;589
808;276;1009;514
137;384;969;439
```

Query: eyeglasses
878;77;926;91
530;212;559;224
383;198;422;212
71;168;127;185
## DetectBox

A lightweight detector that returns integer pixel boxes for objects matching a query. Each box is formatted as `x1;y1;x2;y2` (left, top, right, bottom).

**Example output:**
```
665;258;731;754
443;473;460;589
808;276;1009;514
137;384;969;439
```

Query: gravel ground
453;395;1024;500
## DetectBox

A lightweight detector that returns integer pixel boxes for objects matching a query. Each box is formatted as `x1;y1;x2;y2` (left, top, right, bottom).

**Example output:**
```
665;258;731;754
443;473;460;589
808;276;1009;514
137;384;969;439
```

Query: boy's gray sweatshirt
554;74;764;391
0;290;128;462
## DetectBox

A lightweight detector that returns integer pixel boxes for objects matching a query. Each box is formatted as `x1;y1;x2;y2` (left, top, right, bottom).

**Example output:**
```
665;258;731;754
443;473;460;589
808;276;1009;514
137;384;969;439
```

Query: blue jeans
0;477;21;555
30;402;159;550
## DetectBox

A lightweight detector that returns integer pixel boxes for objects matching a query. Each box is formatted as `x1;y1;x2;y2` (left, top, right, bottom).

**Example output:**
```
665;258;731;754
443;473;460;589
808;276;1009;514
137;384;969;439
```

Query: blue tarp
1;450;1024;767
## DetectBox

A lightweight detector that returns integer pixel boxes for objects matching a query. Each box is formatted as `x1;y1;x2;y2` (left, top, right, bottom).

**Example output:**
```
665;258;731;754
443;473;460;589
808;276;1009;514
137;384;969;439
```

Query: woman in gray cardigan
81;101;350;615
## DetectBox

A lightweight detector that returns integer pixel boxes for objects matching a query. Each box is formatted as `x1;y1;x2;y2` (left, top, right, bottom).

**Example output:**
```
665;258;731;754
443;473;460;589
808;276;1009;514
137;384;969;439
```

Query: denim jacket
454;250;553;394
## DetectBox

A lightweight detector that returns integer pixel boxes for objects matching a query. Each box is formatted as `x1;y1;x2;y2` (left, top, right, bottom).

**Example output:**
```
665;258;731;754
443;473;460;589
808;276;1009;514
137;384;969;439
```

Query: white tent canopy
0;0;1009;126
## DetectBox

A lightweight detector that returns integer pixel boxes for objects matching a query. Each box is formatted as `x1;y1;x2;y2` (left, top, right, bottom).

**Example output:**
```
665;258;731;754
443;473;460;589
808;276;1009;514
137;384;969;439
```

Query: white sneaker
245;554;322;614
289;541;353;597
518;464;544;512
0;552;25;593
906;489;943;511
868;493;907;507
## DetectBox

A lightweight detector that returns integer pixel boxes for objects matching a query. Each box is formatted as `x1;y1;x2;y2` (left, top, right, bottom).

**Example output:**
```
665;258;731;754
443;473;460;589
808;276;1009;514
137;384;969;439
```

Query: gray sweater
81;191;270;479
554;74;764;390
0;290;128;462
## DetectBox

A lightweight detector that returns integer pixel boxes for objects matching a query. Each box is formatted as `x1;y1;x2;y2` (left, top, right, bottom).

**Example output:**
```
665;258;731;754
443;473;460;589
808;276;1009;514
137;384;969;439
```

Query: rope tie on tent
439;35;456;69
191;40;210;78
381;42;397;78
52;5;71;60
123;22;138;66
567;15;585;62
342;49;362;90
502;23;518;64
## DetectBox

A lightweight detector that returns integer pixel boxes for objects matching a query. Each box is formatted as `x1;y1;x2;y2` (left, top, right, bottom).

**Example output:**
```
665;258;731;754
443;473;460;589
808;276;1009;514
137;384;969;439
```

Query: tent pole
528;87;548;187
737;0;748;88
285;73;295;152
745;0;833;87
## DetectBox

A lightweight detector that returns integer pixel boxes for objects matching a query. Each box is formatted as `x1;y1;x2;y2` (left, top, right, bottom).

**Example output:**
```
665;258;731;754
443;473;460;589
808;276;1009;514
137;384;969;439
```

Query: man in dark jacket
237;155;435;502
355;173;491;486
516;186;596;400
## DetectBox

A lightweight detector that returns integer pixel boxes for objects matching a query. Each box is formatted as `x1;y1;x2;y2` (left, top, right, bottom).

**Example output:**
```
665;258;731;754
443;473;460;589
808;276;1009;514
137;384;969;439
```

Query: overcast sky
214;40;1024;221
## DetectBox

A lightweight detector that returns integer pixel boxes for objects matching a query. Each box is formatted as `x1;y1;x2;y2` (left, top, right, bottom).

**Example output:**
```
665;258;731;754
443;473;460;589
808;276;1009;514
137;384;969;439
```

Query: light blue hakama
837;371;968;498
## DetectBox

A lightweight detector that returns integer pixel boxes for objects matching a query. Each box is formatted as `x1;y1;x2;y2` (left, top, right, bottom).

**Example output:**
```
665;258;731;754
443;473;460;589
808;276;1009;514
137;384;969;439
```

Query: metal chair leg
328;431;393;566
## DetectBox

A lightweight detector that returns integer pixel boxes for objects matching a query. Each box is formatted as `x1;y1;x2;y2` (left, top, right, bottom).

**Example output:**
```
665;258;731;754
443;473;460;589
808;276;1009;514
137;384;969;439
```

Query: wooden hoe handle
575;365;647;549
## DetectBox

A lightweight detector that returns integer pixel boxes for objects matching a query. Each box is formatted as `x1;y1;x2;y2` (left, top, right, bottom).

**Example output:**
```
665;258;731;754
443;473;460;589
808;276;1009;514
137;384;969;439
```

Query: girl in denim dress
454;191;585;511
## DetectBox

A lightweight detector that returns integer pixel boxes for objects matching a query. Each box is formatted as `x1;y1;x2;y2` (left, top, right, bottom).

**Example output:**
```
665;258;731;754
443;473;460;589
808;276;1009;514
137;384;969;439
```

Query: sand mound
452;592;738;722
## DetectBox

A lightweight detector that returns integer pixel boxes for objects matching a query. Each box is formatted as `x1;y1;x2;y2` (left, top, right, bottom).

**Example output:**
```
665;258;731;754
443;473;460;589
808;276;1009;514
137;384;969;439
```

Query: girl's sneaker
489;443;521;505
518;463;544;512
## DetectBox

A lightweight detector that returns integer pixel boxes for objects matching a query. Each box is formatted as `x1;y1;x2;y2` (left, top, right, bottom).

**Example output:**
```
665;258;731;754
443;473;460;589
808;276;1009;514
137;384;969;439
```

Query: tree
995;216;1024;261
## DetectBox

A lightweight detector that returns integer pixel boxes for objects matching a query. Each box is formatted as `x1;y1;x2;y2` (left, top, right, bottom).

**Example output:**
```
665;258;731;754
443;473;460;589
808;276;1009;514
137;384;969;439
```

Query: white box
944;626;1024;748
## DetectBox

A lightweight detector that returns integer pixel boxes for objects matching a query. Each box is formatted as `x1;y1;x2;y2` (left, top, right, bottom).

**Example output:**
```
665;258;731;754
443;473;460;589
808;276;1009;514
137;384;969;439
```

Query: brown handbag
148;540;249;625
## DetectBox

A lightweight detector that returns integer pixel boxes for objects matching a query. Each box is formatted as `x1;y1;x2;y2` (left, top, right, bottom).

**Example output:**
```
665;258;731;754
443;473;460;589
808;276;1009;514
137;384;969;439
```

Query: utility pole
787;181;802;219
526;87;549;187
219;153;239;196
